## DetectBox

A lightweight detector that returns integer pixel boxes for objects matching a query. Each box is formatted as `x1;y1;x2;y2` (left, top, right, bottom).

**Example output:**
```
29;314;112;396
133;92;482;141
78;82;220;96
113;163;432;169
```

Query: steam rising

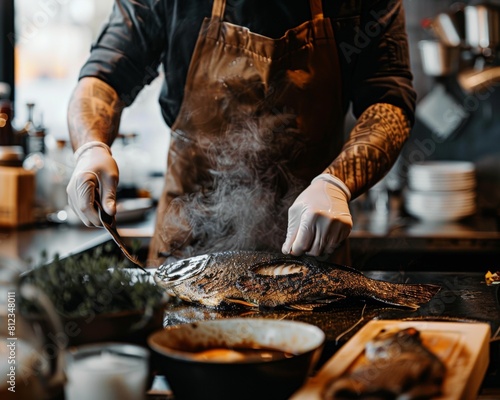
162;113;307;258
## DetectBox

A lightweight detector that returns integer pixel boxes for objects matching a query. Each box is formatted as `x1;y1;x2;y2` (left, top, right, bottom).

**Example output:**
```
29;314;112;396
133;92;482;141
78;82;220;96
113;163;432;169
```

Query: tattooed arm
324;103;411;199
67;77;124;150
66;77;125;226
283;102;410;257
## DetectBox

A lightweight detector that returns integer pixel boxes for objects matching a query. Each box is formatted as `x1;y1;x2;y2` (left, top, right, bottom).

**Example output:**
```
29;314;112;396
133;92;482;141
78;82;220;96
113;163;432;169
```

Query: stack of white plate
405;161;476;222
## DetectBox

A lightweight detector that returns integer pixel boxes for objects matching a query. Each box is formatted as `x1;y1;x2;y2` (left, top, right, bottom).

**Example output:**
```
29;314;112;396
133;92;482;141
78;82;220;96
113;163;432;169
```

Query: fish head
154;254;212;287
365;327;423;360
154;252;252;308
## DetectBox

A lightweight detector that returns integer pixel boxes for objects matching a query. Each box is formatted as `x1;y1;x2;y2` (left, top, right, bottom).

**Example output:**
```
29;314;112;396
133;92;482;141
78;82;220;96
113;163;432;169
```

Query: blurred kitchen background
1;0;168;215
1;0;500;220
399;0;500;215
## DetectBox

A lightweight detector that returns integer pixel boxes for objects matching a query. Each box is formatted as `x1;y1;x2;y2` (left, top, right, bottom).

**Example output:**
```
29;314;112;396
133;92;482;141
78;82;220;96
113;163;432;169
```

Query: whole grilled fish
154;251;440;310
323;327;446;399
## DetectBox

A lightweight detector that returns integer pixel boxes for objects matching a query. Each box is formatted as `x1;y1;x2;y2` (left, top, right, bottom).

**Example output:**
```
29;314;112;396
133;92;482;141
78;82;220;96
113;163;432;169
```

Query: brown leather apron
148;0;347;266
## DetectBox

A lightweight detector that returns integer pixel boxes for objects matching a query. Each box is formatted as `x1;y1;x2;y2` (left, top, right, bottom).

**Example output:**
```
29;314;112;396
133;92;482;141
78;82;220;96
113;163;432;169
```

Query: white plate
409;161;476;175
404;191;477;220
405;195;476;206
408;179;476;191
408;161;476;192
405;204;476;222
291;320;491;400
405;199;476;212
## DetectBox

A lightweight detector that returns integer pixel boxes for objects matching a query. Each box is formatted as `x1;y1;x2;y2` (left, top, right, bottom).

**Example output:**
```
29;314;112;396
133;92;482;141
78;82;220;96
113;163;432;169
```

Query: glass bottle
24;103;45;155
46;139;74;212
22;105;52;221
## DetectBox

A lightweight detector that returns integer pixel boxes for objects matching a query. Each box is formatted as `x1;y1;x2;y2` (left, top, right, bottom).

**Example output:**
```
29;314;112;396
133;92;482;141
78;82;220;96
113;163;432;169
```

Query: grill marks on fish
323;327;446;399
237;259;438;311
154;251;440;310
236;259;344;310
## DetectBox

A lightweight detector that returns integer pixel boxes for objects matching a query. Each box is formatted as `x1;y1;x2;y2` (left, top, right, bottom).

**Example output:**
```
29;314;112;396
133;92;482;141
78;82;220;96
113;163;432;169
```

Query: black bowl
147;318;325;400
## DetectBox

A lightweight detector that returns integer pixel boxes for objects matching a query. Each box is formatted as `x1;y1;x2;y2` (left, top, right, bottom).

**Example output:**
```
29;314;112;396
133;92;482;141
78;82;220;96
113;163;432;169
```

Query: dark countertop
4;205;499;398
350;193;500;242
0;208;156;270
158;270;500;396
160;269;500;345
1;200;500;271
349;194;500;270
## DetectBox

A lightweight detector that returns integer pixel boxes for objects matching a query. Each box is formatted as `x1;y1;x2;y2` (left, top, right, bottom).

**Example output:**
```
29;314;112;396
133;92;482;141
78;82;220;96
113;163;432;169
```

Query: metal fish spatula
94;196;150;275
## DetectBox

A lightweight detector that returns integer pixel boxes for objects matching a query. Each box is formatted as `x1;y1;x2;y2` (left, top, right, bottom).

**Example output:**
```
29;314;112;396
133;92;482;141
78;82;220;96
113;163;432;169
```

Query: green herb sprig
20;243;164;318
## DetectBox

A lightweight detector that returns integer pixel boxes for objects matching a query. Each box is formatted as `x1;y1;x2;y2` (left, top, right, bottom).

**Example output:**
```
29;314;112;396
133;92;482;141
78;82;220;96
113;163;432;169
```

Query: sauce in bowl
190;346;295;362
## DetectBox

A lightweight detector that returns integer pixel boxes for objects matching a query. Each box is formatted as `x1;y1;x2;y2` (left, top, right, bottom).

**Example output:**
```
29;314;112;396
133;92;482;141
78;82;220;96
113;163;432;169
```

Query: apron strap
310;0;324;20
211;0;226;21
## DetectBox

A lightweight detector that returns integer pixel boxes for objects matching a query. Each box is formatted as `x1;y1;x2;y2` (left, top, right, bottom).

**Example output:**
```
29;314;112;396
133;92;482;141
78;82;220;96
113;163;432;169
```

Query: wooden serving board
291;320;491;400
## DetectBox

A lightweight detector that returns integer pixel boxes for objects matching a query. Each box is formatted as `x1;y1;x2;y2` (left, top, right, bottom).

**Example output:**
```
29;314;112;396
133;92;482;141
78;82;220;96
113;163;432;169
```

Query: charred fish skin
235;256;441;310
154;251;260;308
155;251;314;308
154;251;440;310
323;327;446;399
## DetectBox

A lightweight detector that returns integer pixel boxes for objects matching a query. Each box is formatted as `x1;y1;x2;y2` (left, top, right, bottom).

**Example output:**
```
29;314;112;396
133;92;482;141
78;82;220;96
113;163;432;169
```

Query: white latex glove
66;141;119;227
282;174;353;257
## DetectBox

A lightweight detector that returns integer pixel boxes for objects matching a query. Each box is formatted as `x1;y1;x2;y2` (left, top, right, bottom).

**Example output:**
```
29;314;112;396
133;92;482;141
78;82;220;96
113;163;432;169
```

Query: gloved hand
66;142;119;227
282;173;353;257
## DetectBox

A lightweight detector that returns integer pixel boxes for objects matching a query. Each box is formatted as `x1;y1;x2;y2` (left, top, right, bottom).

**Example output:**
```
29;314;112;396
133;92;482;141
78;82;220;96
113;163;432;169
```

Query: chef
67;0;416;267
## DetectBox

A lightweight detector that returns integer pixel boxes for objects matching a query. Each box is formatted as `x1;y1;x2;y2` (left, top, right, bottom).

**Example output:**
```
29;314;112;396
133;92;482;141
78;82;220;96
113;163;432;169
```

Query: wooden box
0;166;35;227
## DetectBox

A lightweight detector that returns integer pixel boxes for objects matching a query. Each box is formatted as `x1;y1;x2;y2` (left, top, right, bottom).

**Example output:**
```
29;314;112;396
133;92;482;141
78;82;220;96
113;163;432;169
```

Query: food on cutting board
485;270;500;285
155;251;441;310
323;327;446;399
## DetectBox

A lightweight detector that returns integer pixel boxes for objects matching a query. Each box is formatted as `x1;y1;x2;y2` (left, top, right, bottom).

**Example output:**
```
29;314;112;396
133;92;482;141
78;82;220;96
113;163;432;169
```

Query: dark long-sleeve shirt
80;0;416;127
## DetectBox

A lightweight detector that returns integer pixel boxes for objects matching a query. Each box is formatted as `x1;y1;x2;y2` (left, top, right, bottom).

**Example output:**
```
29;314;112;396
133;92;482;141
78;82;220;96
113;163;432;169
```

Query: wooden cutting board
292;320;491;400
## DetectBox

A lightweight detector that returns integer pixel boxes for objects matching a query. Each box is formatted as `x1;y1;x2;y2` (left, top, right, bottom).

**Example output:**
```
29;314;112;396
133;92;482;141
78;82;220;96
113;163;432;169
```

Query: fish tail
366;279;441;309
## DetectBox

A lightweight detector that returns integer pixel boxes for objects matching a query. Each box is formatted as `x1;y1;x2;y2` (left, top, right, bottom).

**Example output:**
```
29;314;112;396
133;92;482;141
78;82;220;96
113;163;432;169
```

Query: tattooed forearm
325;103;411;199
67;77;124;150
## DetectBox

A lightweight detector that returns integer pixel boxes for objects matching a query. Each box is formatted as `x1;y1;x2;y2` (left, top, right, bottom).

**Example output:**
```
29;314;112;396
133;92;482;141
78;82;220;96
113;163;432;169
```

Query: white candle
65;346;148;400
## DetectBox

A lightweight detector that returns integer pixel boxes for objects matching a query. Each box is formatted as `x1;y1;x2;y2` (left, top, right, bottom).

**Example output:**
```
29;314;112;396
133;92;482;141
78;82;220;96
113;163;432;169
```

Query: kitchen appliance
419;40;461;76
452;3;500;93
458;64;500;92
464;3;500;56
420;3;500;95
430;3;466;48
414;84;469;140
